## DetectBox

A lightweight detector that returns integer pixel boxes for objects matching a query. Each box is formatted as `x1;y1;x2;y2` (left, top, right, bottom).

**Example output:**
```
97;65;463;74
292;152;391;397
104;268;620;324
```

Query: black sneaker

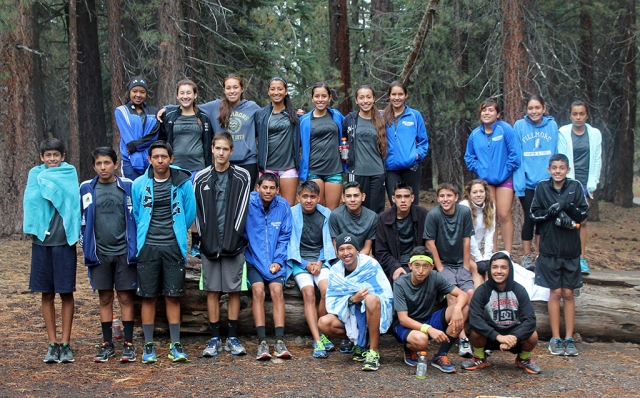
339;339;354;353
94;342;116;362
121;342;137;362
352;346;367;362
44;343;60;363
59;343;75;363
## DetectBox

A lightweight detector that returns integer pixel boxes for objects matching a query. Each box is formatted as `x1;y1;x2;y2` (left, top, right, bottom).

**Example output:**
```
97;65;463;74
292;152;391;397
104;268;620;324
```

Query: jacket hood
145;164;192;186
486;250;515;291
524;114;554;128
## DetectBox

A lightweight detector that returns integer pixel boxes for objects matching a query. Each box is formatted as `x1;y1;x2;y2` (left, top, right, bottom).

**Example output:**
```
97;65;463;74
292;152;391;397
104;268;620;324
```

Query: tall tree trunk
370;0;394;83
77;0;107;181
329;0;352;113
68;0;80;169
156;0;185;106
107;0;125;163
0;1;44;237
399;0;439;87
185;0;199;75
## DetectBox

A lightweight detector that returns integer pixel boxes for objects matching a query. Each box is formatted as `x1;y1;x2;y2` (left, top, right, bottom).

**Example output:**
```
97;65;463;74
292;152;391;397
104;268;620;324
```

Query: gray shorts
90;253;137;291
201;252;244;292
535;255;582;290
440;265;474;292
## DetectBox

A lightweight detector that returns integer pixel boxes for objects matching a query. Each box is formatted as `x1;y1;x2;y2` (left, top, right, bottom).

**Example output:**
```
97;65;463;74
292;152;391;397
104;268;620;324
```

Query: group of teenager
24;74;598;375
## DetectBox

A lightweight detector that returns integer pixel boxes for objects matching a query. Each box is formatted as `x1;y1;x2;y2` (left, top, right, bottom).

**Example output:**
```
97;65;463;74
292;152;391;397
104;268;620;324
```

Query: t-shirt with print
145;178;177;246
94;181;127;256
267;112;295;170
354;116;384;176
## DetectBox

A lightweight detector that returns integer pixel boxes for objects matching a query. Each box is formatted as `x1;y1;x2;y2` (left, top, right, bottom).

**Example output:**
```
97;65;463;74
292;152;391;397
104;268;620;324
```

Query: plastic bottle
416;351;428;379
340;138;349;162
112;315;123;339
555;217;580;229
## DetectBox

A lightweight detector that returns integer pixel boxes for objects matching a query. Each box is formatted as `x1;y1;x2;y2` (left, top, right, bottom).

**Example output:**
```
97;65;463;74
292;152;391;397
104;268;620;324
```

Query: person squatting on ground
461;251;541;374
287;180;338;358
319;233;394;371
392;246;468;374
80;147;138;363
531;153;589;356
24;138;81;364
243;173;293;360
132;140;196;363
194;132;252;358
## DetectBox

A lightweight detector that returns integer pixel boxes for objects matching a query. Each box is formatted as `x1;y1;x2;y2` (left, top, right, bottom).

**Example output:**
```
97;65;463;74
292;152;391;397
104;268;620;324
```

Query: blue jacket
384;105;429;171
132;165;196;262
465;120;520;185
287;203;336;277
244;192;292;281
513;115;560;196
299;108;345;181
79;175;137;267
115;102;159;173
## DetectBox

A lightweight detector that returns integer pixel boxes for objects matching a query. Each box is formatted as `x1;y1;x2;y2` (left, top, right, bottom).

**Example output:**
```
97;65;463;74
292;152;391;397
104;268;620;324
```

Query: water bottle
416;351;428;379
555;217;580;229
340;138;349;162
112;315;123;339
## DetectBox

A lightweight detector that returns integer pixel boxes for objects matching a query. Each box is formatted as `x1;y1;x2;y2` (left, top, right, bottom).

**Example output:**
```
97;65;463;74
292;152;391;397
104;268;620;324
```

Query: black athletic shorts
89;253;137;291
535;255;582;290
136;244;185;297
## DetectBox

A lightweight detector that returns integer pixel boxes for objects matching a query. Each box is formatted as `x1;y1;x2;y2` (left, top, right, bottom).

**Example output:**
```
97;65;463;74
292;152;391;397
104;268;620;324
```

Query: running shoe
521;253;535;271
515;356;541;374
352;346;367;362
564;338;579;356
94;341;116;363
142;342;157;364
339;339;354;353
548;338;564;356
320;334;335;351
431;353;456;373
404;346;418;367
44;343;60;364
202;337;222;357
274;340;291;359
225;337;247;356
190;244;201;258
168;342;188;362
256;341;272;360
461;355;488;371
59;343;75;363
458;337;473;358
580;258;590;275
312;340;327;359
121;342;137;362
362;349;380;371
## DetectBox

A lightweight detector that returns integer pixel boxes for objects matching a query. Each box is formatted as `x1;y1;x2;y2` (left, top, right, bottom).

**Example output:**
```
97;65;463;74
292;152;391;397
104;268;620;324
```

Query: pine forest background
1;0;638;238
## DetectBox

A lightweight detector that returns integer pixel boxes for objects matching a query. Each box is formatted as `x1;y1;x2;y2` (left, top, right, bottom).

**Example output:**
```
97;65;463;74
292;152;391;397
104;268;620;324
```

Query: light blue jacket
299;108;345;181
513;115;560;196
465;120;520;185
557;123;602;196
384;105;429;170
132;165;196;262
287;203;336;277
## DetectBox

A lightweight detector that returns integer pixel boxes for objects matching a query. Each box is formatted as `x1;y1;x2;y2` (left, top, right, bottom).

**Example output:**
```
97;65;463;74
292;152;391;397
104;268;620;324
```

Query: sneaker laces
365;350;379;362
437;354;451;365
314;340;326;351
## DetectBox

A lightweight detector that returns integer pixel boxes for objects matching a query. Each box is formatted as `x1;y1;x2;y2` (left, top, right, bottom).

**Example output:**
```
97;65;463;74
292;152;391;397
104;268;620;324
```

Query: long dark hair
218;73;245;129
269;77;298;125
383;81;407;127
310;81;334;107
356;85;387;159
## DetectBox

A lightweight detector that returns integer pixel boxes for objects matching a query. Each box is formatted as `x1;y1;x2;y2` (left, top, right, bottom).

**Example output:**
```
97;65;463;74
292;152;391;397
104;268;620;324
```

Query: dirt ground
1;201;639;397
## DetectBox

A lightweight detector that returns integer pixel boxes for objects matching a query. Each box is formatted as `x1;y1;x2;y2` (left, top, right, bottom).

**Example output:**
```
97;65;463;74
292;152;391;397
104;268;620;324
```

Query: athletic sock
191;232;200;246
101;321;113;343
519;350;532;360
123;321;134;343
256;326;267;343
142;324;154;343
275;326;285;342
437;335;456;355
209;322;220;338
473;346;485;359
169;323;180;344
228;320;238;338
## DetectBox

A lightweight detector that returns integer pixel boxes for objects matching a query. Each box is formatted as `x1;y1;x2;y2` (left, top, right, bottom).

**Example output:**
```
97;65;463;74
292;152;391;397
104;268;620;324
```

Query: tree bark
156;0;185;106
107;0;125;163
399;0;439;87
329;0;352;114
0;1;44;238
68;0;80;169
76;0;107;181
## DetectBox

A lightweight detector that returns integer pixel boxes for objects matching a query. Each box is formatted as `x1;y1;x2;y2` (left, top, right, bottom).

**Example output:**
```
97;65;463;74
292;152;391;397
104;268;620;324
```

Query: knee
317;315;330;333
561;289;574;301
99;293;114;307
365;295;380;311
549;289;562;300
301;288;316;302
59;293;74;303
252;286;266;302
117;292;133;307
270;285;284;300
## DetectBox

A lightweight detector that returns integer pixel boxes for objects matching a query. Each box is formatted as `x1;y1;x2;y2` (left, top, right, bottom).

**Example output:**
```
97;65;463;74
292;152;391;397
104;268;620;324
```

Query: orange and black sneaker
462;355;489;371
404;346;418;366
431;353;456;373
515;356;541;375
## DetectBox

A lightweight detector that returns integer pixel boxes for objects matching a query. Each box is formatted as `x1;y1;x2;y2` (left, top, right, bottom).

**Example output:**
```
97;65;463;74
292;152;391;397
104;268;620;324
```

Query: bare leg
580;218;588;258
165;296;181;324
207;291;221;322
364;295;381;351
228;291;241;320
269;283;285;328
141;297;158;325
318;314;348;340
495;187;514;253
547;288;562;338
521;331;539;352
60;293;74;344
251;282;266;327
317;279;328;317
312;179;326;207
42;293;57;343
98;290;115;323
300;286;320;341
117;290;135;322
279;177;299;207
468;260;483;288
405;330;430;352
562;288;576;338
324;182;343;210
469;329;488;349
523;240;532;256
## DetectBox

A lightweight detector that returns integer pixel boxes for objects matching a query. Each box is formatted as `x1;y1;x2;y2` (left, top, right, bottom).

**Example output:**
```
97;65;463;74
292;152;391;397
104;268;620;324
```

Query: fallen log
135;270;640;343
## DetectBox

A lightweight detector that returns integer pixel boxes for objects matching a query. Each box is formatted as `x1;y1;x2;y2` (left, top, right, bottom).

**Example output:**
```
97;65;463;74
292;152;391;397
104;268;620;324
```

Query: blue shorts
307;172;343;184
393;308;446;344
246;262;285;286
30;244;77;294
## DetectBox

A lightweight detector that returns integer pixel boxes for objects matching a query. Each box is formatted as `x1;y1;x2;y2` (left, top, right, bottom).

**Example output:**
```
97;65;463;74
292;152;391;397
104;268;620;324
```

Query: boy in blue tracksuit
132;140;196;363
244;173;292;360
80;147;138;363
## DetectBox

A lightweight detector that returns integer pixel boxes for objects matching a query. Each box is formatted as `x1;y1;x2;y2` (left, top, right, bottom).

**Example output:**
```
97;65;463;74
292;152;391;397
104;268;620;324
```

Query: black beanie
128;76;148;91
336;233;361;251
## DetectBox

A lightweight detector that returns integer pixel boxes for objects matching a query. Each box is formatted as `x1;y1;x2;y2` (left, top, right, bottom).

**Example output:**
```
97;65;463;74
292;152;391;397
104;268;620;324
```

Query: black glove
126;141;137;154
547;202;562;217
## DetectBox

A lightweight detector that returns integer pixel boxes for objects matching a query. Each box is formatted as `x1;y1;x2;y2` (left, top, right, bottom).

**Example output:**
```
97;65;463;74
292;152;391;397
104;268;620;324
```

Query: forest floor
1;198;639;397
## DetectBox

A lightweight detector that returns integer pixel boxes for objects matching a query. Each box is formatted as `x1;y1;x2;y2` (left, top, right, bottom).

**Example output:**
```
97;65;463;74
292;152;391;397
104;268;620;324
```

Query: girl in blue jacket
299;82;345;210
464;99;520;254
513;96;559;269
382;81;429;204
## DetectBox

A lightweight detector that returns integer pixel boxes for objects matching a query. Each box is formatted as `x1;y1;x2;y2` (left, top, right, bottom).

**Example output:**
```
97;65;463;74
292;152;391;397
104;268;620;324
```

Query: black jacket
530;178;589;258
254;105;300;172
159;107;214;167
193;164;251;259
375;204;429;278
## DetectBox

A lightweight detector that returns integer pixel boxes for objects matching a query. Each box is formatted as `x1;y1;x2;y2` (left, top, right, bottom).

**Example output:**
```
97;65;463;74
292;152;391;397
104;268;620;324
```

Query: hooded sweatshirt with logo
468;254;537;342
